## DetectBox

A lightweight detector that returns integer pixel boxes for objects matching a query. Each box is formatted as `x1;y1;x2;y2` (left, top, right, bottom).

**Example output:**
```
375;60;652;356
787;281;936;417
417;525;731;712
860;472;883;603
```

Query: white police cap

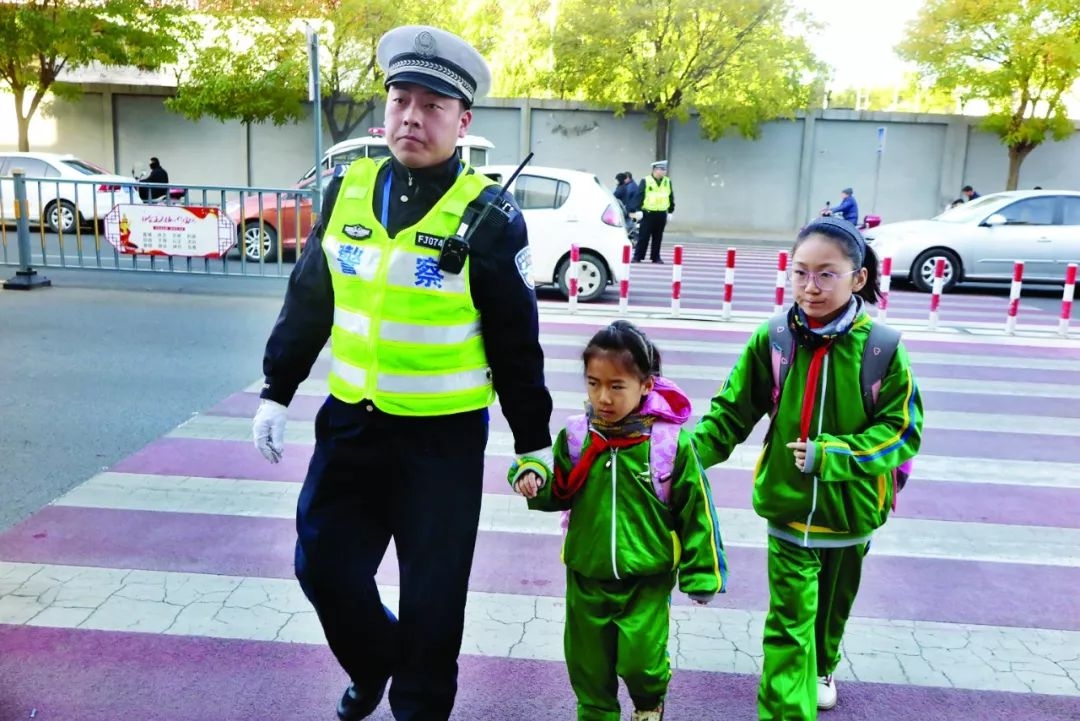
651;160;668;169
377;25;492;107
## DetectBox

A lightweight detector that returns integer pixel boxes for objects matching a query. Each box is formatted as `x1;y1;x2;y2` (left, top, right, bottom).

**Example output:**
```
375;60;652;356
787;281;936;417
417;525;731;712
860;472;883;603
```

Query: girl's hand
514;471;542;498
786;440;808;472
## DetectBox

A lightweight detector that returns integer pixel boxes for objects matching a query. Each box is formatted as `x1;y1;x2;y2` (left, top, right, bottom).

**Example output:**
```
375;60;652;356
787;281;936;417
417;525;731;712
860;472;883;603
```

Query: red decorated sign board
104;205;236;258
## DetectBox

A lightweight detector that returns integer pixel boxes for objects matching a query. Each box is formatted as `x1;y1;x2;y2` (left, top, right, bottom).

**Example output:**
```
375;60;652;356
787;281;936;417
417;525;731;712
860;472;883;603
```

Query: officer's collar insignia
415;232;444;250
414;31;437;58
342;224;372;241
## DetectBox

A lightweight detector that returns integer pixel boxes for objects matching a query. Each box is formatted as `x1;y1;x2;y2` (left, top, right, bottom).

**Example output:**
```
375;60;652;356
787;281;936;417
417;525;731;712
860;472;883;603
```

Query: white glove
510;446;554;485
252;399;288;463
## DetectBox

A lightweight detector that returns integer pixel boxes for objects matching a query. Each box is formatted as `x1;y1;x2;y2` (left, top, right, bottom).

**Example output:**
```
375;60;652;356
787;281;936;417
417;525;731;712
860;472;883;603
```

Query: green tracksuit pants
758;535;866;721
565;568;675;721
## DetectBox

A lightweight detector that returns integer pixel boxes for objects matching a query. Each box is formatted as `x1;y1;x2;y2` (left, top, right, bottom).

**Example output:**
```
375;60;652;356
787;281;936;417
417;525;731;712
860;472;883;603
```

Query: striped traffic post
878;257;892;321
722;247;736;321
619;244;631;315
1005;261;1024;336
1060;263;1077;337
671;245;683;317
774;250;788;314
568;244;579;314
928;258;945;330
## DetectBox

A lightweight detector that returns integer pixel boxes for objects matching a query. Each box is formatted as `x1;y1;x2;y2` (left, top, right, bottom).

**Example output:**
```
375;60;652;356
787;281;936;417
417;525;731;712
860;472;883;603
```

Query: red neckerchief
798;316;830;442
552;431;648;501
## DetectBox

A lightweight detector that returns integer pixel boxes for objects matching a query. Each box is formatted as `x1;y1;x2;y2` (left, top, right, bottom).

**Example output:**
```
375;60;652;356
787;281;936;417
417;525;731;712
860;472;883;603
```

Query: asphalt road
0;270;287;530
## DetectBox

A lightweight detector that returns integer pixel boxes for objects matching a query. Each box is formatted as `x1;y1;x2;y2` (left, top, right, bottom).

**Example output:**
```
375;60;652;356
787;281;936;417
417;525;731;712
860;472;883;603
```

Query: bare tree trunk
324;96;376;145
1006;143;1035;191
12;88;30;151
655;113;669;161
17;114;30;152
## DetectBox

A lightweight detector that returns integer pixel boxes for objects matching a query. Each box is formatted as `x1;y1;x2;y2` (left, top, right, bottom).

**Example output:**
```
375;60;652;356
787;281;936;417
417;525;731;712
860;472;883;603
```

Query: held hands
786;440;808;473
508;447;554;498
252;399;288;463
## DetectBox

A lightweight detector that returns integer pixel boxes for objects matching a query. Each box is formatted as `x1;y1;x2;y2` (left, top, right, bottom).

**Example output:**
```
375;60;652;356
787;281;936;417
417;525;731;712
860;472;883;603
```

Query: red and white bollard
878;257;892;321
1060;263;1077;337
619;243;631;315
1005;261;1024;335
928;258;945;330
671;245;684;317
722;247;736;320
568;244;580;313
774;251;789;314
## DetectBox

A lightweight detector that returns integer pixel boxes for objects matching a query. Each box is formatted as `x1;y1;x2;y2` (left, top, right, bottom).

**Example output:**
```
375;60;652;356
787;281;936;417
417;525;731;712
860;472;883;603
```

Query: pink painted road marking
2;507;1078;630
0;625;1076;721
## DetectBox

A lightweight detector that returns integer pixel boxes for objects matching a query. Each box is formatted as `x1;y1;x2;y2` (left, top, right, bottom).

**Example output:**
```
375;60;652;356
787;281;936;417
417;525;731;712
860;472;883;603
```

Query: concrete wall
4;85;1080;233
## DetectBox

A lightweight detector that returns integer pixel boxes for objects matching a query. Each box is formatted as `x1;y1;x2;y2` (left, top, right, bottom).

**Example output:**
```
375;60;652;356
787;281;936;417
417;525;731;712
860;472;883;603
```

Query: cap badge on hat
414;30;437;58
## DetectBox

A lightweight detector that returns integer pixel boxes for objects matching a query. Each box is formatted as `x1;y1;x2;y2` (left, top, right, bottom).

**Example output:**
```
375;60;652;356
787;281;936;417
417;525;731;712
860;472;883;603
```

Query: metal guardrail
1;171;317;284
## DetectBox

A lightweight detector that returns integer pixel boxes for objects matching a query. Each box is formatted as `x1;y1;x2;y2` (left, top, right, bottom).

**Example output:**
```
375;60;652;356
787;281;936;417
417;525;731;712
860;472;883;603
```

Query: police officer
251;25;554;721
633;160;675;264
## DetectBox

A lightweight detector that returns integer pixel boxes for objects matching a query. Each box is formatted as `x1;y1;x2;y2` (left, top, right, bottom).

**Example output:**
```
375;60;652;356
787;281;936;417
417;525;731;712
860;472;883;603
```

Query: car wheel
911;248;961;293
557;250;610;302
45;200;79;234
241;221;278;262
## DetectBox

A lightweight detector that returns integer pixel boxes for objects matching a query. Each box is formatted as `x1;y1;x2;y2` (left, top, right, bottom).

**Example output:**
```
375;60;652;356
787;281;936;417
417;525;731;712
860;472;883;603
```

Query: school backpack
564;414;678;505
767;313;913;509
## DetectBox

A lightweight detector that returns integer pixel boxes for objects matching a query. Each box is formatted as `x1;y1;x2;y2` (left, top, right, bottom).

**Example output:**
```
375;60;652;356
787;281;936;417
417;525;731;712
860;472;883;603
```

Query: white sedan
477;164;630;301
0;152;141;233
864;189;1080;292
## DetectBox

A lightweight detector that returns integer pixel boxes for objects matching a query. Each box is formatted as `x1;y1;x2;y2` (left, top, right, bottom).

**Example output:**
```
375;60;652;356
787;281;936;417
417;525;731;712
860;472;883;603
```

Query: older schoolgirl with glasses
693;216;924;719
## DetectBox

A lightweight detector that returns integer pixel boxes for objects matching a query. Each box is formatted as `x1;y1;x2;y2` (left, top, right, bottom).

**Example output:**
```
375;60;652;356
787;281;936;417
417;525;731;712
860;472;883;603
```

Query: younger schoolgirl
510;320;726;721
693;217;923;720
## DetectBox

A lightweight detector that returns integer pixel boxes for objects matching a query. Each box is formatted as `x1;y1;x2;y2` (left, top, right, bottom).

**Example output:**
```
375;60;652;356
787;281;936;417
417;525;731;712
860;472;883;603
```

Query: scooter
818;201;881;231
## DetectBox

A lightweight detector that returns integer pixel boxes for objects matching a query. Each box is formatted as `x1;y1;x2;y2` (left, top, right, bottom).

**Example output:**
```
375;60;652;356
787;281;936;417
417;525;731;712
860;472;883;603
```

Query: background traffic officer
633;160;675;264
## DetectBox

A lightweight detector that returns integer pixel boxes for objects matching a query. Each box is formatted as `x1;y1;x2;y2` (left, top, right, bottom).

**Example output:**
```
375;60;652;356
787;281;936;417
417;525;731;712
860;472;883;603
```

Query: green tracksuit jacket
693;313;923;547
529;427;726;594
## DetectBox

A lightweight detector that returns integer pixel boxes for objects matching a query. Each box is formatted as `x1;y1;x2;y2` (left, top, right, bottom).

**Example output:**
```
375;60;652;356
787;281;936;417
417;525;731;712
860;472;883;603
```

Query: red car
227;172;332;262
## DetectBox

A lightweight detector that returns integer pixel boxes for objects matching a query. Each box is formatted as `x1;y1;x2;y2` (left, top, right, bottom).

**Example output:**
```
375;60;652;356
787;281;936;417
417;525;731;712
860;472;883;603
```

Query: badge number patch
342;224;371;241
415;233;444;251
515;246;534;289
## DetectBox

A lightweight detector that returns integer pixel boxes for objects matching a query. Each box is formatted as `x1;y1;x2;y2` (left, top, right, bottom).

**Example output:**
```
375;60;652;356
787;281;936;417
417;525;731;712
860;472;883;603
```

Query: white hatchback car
865;189;1080;292
0;152;141;233
476;164;630;301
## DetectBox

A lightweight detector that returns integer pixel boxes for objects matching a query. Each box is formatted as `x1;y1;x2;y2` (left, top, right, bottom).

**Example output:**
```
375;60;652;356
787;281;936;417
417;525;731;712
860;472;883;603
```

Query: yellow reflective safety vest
642;175;672;212
322;158;497;415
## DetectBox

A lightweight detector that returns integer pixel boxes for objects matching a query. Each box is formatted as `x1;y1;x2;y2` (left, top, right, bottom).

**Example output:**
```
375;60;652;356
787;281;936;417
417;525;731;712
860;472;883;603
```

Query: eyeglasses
787;268;858;291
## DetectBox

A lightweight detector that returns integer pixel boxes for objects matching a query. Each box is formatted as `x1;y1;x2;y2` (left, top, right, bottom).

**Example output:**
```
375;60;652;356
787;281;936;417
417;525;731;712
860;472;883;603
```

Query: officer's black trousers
296;396;488;721
634;210;668;262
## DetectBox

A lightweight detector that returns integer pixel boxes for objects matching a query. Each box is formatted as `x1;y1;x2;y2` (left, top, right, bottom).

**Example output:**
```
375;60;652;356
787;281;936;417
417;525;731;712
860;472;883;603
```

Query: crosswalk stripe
249;368;1080;400
178;400;1080;439
166;418;1080;489
52;473;1080;568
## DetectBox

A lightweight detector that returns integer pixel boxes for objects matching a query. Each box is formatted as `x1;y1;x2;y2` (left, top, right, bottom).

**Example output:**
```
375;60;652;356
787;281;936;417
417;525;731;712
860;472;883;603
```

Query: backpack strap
859;320;901;415
767;313;794;417
563;413;676;506
859;319;907;509
565;414;589;465
647;421;678;505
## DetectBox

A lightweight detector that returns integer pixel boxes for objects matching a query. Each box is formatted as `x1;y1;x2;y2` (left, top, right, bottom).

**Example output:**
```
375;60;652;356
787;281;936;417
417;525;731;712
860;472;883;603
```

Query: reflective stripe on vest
642;176;671;212
322;157;496;415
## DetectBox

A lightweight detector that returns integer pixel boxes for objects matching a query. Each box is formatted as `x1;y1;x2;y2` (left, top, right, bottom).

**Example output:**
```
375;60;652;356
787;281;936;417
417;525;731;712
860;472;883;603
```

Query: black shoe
337;679;388;721
632;258;643;263
651;259;664;264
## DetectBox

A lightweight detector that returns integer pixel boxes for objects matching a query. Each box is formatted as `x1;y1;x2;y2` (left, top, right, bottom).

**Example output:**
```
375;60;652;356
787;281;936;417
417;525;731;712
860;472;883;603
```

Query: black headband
609;322;654;374
804;216;866;266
